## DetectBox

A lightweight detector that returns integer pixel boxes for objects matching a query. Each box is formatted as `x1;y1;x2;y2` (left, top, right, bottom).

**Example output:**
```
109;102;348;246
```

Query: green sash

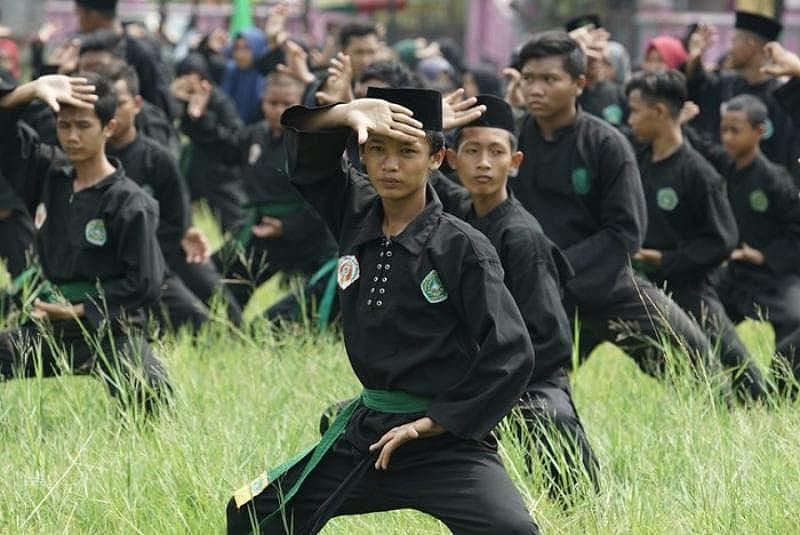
232;389;432;516
307;257;338;331
8;267;102;304
234;203;305;249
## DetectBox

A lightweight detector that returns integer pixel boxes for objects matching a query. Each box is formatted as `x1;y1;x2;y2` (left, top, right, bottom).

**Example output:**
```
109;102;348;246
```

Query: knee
485;513;539;535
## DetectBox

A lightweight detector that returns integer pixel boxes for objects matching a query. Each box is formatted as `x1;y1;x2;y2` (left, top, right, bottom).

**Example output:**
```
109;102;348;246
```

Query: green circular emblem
142;184;155;197
749;189;769;213
85;218;107;246
763;118;774;140
656;187;679;211
602;104;623;125
571;167;591;195
421;269;448;304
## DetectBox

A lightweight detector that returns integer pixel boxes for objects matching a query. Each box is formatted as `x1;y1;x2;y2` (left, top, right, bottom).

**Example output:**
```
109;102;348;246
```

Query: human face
233;37;254;69
721;110;762;160
354;77;388;99
56;105;111;163
78;50;114;72
729;30;758;69
519;56;584;119
447;127;522;200
642;47;667;73
111;79;141;141
360;134;442;202
626;89;664;142
261;85;300;131
344;34;379;78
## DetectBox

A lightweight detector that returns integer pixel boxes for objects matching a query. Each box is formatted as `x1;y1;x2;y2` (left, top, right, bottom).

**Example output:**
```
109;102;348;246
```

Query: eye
464;147;478;154
401;147;418;155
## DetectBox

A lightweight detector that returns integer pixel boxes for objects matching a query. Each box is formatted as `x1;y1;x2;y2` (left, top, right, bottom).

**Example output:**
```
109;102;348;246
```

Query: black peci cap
565;14;602;33
735;11;782;41
462;94;514;133
75;0;118;11
366;86;443;131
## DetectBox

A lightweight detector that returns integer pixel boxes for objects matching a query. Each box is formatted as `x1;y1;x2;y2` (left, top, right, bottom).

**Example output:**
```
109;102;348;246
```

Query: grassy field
2;211;800;533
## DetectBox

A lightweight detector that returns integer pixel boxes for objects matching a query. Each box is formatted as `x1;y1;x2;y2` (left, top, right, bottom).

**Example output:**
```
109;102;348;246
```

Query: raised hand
442;89;486;130
264;2;290;47
35;75;97;112
187;79;212;119
316;52;354;105
502;67;525;108
346;98;425;144
688;24;716;60
679;100;700;125
276;40;315;85
762;42;800;78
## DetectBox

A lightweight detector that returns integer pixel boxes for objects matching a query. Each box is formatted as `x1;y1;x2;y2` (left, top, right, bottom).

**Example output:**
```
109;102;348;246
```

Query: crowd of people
1;1;800;533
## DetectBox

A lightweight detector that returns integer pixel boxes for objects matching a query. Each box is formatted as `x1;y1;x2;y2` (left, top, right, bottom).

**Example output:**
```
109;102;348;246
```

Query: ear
445;147;458;169
508;150;524;177
133;95;144;115
103;118;118;139
429;147;445;170
575;74;587;96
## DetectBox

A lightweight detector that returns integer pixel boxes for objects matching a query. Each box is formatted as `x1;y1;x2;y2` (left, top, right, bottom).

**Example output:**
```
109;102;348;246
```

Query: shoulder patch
248;143;262;165
421;269;448;303
602;104;623;125
762;118;774;140
337;255;360;290
34;203;47;230
141;184;155;198
85;218;107;246
749;189;769;213
656;187;679;211
571;167;591;195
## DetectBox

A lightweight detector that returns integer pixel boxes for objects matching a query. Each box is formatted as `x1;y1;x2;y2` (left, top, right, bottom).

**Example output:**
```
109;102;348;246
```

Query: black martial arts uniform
579;80;628;128
0;109;170;409
179;87;248;234
717;153;800;391
687;69;800;179
512;111;722;382
636;142;766;400
226;110;538;534
465;194;598;497
0;170;35;278
217;121;338;324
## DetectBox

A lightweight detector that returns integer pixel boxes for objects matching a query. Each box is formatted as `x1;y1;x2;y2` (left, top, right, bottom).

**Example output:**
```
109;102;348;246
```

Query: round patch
749;189;769;213
602;104;623;126
656;187;679;211
571;167;591;195
248;143;262;165
337;255;360;290
34;203;47;230
85;218;107;246
763;118;774;140
142;184;155;198
421;269;448;304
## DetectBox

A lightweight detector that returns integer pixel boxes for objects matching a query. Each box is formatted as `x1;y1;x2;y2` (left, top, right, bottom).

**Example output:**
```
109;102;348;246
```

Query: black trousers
168;255;243;326
513;368;599;500
226;433;538;535
566;274;726;389
667;276;767;401
0;320;170;411
717;267;800;392
149;271;210;332
0;211;35;278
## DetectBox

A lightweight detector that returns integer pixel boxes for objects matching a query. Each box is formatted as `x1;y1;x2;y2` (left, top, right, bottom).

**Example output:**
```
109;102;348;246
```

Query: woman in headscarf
221;28;268;124
642;35;689;72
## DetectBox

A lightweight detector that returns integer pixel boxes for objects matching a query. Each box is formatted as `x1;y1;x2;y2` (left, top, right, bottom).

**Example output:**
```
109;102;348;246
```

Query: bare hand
569;26;610;62
187;80;212;119
730;243;764;265
762;42;800;78
502;67;525;109
633;248;663;266
206;28;229;54
264;2;290;47
345;99;425;144
316;52;354;105
181;226;211;263
36;21;59;44
48;39;81;75
250;216;284;239
276;40;315;85
170;76;194;102
369;416;445;470
679;100;700;125
442;89;486;130
688;24;716;60
32;299;84;321
35;75;97;112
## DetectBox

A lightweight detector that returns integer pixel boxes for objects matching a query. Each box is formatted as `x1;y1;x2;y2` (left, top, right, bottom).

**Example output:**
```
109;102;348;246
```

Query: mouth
378;177;403;187
473;175;493;183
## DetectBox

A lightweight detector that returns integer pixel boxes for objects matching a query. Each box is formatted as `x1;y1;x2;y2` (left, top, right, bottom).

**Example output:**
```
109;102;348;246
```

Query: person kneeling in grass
226;88;539;534
0;73;170;412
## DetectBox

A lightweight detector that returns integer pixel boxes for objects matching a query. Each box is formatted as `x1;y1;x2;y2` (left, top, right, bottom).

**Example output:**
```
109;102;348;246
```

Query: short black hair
79;29;125;58
517;31;586;79
71;70;117;126
359;60;421;89
338;21;377;49
625;69;687;118
100;59;140;97
425;130;445;154
451;127;518;152
722;94;768;128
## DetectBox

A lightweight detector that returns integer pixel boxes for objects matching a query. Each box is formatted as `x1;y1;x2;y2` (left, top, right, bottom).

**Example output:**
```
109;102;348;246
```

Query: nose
381;153;399;172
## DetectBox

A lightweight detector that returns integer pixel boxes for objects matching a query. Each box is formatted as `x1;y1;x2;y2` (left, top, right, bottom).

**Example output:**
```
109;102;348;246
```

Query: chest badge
602;104;623;126
337;255;360;290
85;218;107;246
749;189;769;213
248;143;262;165
763;118;774;140
34;203;47;230
571;167;591;195
656;187;679;211
421;269;448;304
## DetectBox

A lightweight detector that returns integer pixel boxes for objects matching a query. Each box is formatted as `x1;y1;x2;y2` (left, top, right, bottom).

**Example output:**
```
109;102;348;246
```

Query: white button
367;299;372;305
379;252;384;257
379;288;385;294
381;277;387;282
370;288;375;293
385;264;390;270
386;251;392;257
377;264;382;269
373;276;378;282
376;300;383;306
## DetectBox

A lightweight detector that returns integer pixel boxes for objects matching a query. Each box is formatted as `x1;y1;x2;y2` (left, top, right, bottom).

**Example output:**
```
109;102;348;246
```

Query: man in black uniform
218;72;339;325
685;12;799;179
0;73;170;410
709;95;800;394
447;94;598;499
0;170;35;279
226;89;538;534
511;32;724;386
626;69;767;401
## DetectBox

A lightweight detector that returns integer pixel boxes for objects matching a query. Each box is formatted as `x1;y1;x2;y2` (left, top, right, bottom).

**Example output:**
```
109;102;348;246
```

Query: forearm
284;102;351;132
0;81;37;109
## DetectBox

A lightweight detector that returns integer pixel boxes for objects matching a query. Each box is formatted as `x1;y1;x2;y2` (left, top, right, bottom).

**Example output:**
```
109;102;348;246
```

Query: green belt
233;388;432;517
308;257;338;331
234;202;305;249
9;267;103;304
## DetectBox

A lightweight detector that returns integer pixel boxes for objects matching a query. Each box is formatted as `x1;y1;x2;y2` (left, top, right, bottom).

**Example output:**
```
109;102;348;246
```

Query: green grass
3;211;800;533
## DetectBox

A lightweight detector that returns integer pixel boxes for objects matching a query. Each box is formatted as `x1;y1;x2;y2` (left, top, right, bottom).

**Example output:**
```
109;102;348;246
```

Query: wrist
0;81;36;108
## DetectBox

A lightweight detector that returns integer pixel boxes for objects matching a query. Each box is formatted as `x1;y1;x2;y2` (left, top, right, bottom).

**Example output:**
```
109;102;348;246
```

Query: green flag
229;0;254;35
